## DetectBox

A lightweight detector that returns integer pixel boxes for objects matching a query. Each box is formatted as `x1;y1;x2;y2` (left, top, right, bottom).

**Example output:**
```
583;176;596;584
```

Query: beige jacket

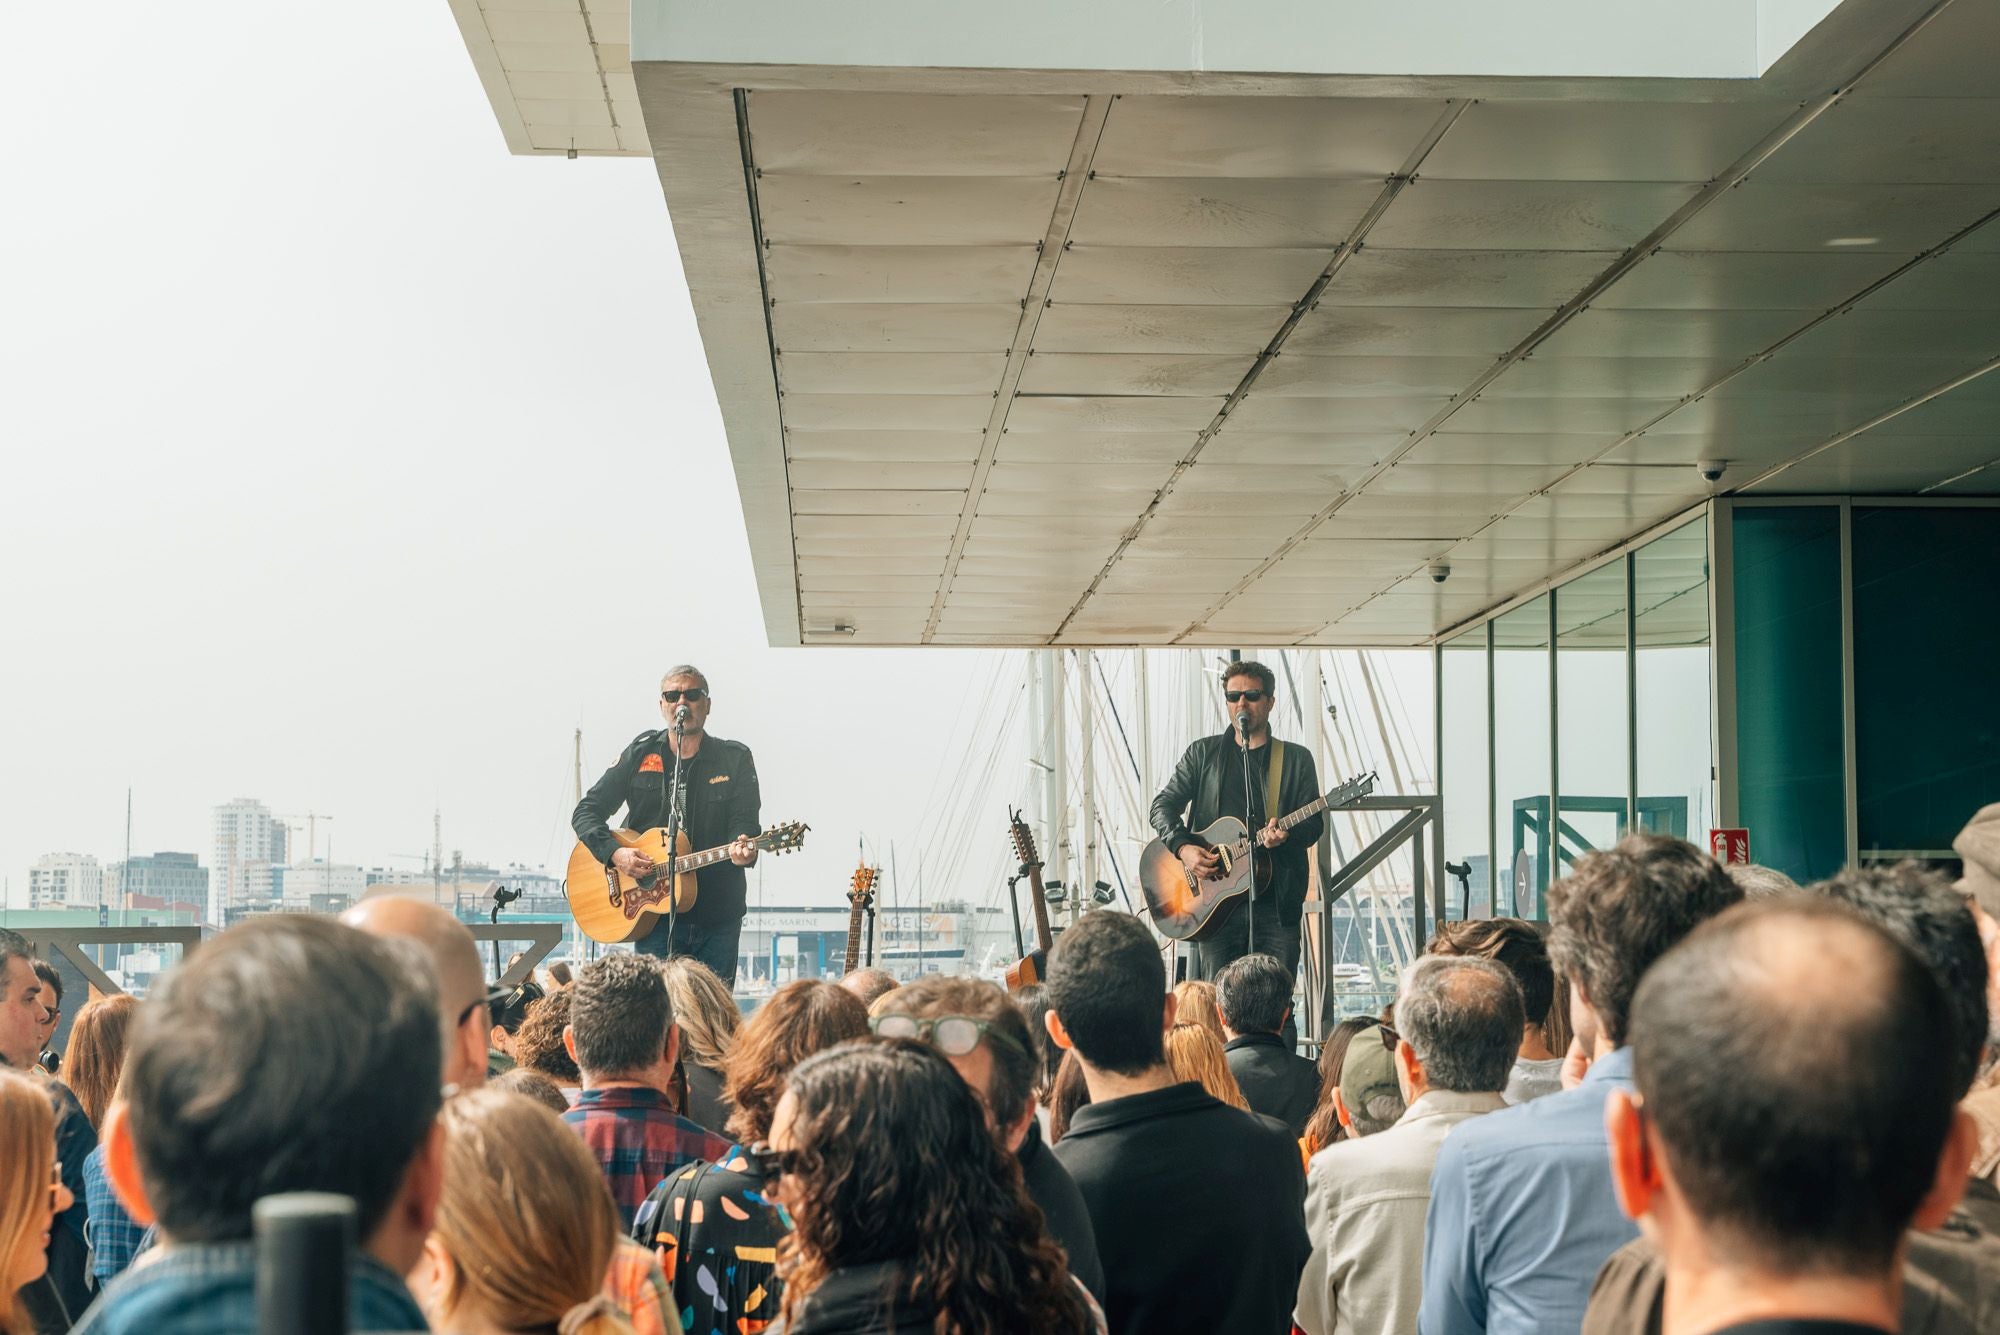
1294;1088;1507;1335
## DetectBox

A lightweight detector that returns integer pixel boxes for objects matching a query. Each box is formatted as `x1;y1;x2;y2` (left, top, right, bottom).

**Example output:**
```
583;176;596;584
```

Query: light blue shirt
1418;1046;1639;1335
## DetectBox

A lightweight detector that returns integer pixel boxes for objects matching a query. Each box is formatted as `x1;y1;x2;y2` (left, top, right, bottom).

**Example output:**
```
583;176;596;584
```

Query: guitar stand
1005;871;1027;960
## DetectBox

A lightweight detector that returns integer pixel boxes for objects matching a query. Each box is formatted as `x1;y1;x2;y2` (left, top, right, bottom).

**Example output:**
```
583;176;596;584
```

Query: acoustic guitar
565;821;808;944
1004;808;1056;991
1138;772;1376;941
843;864;879;973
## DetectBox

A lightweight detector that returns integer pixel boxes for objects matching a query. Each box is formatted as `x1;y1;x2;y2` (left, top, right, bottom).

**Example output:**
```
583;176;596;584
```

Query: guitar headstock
1330;772;1379;806
1007;805;1040;868
847;865;879;907
759;821;810;856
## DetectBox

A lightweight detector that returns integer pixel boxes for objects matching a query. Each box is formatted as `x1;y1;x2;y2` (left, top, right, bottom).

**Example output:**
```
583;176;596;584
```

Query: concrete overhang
447;0;2000;648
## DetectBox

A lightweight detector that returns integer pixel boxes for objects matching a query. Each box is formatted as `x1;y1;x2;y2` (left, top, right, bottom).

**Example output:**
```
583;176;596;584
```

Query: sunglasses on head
661;688;709;703
869;1013;1028;1058
740;1141;803;1181
1223;689;1266;703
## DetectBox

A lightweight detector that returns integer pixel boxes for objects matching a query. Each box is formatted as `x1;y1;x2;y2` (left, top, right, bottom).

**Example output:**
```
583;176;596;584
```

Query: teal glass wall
1852;506;2000;855
1732;506;1846;882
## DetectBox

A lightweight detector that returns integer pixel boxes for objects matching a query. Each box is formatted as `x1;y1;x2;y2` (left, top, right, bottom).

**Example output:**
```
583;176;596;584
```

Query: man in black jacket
1149;660;1324;984
1218;953;1322;1135
572;665;761;984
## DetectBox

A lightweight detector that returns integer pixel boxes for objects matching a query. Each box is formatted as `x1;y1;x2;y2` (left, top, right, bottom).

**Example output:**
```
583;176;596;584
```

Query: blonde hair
1172;980;1226;1044
61;994;137;1133
657;956;741;1070
0;1069;55;1335
1164;1023;1248;1111
432;1088;635;1335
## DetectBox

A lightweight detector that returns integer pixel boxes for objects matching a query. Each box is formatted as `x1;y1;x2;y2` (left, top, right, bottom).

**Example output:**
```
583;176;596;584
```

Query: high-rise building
108;852;209;913
211;799;288;920
275;860;367;912
28;853;103;910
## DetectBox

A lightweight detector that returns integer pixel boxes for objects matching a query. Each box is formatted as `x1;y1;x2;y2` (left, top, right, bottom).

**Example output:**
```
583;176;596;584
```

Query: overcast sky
0;0;1042;909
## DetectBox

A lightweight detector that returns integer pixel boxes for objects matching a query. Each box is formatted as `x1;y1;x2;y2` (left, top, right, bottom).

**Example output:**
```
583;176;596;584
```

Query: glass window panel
1733;505;1846;881
1634;517;1713;844
1852;506;2000;855
1441;627;1492;919
1493;595;1552;920
1557;561;1631;870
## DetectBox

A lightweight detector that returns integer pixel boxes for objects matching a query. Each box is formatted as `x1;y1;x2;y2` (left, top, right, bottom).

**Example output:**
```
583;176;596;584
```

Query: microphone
492;885;522;907
1236;710;1252;735
674;704;691;727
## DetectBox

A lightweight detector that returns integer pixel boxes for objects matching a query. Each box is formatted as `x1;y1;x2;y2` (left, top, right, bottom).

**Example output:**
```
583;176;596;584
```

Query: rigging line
1094;653;1143;785
915;657;1017;858
911;651;1010;842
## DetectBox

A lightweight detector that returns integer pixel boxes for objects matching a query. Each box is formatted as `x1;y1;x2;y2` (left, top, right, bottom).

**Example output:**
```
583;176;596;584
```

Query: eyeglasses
457;983;519;1029
1376;1024;1401;1052
661;688;709;703
1223;689;1266;703
741;1141;802;1181
870;1013;1028;1058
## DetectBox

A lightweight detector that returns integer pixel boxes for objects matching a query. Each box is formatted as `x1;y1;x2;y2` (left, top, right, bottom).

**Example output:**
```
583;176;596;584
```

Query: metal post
1079;651;1097;924
1050;649;1069;889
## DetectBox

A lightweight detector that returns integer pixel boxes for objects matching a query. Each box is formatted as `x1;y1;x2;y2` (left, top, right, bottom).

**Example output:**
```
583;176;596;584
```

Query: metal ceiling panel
764;245;1038;303
1419;100;1780;182
1776;307;2000;363
1855;0;2000;99
1860;248;2000;308
1152;485;1329;518
755;175;1062;245
1329;248;1617;307
777;352;1007;394
1927;465;2000;494
983;460;1174;492
1050;246;1333;304
1664;182;2000;252
1447;395;1673;434
1418;433;1608;466
1533;308;1806;360
1553;464;1712;500
1015;352;1256;396
1287;305;1549;356
1006;395;1221;431
785;431;984;462
995;431;1196;464
1223;395;1446;432
1485;356;1740;398
1747;433;2000;492
771;302;1020;352
794;514;958;542
1091;96;1447;178
1588;249;1915;309
1365;181;1702;251
787;460;975;489
781;394;995;430
1195;431;1399;467
1254;354;1495;397
1754;97;2000;184
1068;178;1384;247
790;488;966;516
1370;461;1574;496
1033;303;1286;353
747;92;1085;175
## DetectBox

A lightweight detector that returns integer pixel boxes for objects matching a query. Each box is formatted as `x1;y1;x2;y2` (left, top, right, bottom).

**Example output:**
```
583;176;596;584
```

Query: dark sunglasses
1377;1023;1401;1052
1223;689;1266;703
661;688;709;703
741;1141;803;1181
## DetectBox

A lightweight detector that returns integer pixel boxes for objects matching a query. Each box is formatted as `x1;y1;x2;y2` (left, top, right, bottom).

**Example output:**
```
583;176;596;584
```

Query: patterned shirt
84;1144;148;1286
633;1147;788;1335
562;1085;738;1231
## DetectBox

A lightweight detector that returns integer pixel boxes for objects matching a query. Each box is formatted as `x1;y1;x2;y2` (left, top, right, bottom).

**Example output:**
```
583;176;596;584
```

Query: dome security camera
1428;561;1452;584
1697;459;1727;483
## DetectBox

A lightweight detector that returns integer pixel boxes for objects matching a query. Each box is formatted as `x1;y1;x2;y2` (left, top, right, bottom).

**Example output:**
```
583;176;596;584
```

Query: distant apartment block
211;799;288;920
28;853;102;910
109;852;210;913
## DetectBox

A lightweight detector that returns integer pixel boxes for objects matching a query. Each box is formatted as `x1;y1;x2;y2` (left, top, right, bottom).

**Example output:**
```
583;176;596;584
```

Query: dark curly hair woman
765;1039;1102;1335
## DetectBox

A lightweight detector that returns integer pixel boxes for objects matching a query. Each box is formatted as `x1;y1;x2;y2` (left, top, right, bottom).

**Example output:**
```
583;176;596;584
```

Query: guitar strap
1265;739;1286;824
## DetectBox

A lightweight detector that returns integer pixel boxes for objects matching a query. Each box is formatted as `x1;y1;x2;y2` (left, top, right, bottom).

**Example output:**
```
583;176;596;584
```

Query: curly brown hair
513;988;579;1086
776;1039;1092;1335
723;979;869;1144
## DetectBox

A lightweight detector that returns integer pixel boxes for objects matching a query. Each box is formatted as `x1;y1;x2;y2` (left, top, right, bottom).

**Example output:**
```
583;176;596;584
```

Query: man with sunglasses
1149;660;1324;991
572;664;762;984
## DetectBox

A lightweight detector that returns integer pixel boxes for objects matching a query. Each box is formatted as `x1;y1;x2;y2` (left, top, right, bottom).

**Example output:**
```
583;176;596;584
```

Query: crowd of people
4;805;2000;1334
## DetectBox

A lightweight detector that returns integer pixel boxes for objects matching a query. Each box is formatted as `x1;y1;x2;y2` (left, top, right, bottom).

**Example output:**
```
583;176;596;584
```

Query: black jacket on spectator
1019;1120;1104;1303
1053;1081;1308;1334
1223;1032;1320;1136
781;1260;938;1335
682;1059;732;1137
46;1077;96;1320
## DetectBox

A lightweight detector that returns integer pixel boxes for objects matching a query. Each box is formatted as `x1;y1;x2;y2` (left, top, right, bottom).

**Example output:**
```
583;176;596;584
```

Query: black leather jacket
1148;733;1324;922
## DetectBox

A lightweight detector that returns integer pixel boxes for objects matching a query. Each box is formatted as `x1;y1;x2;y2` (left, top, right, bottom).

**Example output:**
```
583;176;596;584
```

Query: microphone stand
661;708;692;961
1238;709;1258;957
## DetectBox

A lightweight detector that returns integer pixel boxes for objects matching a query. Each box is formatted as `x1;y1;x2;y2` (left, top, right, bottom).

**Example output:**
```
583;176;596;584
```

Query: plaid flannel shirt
562;1086;738;1231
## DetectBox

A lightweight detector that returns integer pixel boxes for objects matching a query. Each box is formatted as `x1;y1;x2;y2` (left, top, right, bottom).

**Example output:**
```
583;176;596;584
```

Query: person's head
546;960;574;990
1043;911;1169;1076
60;994;138;1133
1334;1023;1406;1137
1222;660;1277;736
565;953;679;1087
838;968;900;1008
489;1067;572;1116
658;957;742;1071
412;1088;635;1335
1813;861;1989;1098
1548;833;1742;1048
1010;984;1063;1097
869;975;1040;1149
0;933;48;1070
1729;863;1800;901
341;895;491;1090
1426;917;1555;1041
1164;1023;1248;1110
1952;802;2000;920
1170;980;1225;1043
659;664;712;735
1215;953;1292;1038
767;1040;1091;1335
0;1068;72;1326
1301;1015;1378;1150
485;978;545;1058
1609;901;1976;1291
722;979;869;1144
514;989;580;1086
29;962;60;1051
106;916;444;1273
1393;956;1523;1098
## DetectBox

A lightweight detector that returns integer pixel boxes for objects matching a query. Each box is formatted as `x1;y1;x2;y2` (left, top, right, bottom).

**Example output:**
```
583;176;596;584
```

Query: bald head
341;895;488;1088
840;968;900;1007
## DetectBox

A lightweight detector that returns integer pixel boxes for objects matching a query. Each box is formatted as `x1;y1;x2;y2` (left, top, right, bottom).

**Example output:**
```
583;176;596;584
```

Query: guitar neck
674;835;763;875
845;905;864;968
1023;863;1054;951
1275;778;1372;832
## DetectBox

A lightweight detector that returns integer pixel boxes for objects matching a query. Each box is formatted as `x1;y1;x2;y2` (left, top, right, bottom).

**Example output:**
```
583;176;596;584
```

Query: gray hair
660;664;709;690
1396;955;1524;1094
1729;863;1800;901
